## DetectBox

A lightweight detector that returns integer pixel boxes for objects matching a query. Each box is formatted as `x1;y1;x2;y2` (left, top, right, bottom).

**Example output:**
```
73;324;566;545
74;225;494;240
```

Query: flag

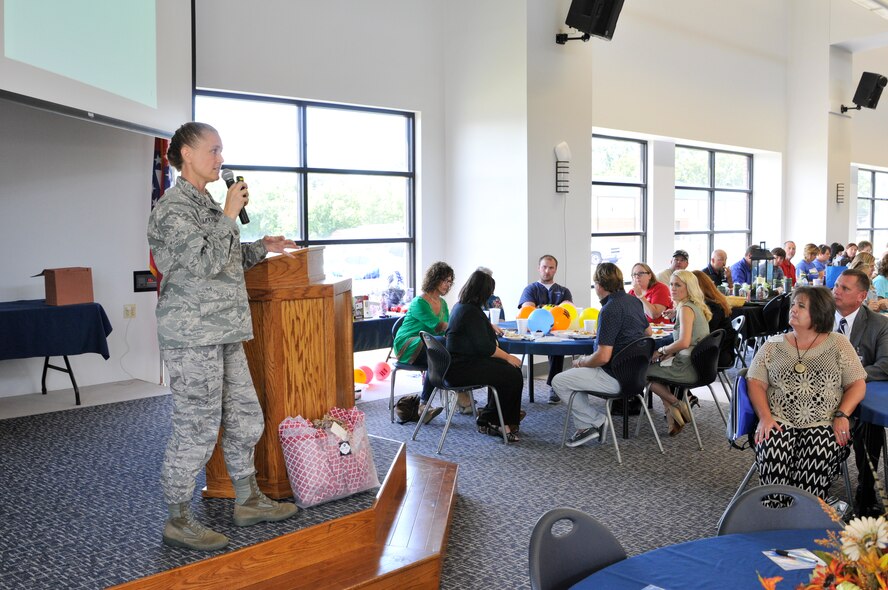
148;137;171;288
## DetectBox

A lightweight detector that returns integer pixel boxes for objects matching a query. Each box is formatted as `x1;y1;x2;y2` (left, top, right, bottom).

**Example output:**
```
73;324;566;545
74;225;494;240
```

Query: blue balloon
528;308;554;334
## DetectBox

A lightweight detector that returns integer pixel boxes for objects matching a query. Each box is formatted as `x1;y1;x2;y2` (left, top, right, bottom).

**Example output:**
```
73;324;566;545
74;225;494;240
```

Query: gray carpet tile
0;367;871;589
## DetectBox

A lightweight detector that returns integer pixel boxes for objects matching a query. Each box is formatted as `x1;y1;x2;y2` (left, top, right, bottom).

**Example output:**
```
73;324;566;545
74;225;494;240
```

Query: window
195;92;415;297
591;135;647;293
856;168;888;249
674;146;752;267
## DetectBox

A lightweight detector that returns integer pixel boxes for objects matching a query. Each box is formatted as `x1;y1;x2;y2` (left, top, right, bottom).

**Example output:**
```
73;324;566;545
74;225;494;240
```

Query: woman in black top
446;270;524;441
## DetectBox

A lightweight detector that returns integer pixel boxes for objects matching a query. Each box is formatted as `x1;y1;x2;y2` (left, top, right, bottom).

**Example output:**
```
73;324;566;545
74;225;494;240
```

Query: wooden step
111;444;458;590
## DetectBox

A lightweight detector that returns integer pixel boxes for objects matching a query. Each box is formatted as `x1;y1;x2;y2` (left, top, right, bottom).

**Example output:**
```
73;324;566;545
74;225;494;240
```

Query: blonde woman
796;243;820;283
646;270;712;436
848;252;878;304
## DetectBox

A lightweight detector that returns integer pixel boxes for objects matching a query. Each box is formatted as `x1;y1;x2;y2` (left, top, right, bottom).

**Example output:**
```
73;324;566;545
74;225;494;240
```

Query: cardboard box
34;267;94;305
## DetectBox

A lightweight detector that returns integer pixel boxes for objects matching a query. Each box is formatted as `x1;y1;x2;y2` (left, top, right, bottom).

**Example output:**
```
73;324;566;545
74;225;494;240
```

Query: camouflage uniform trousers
160;343;264;504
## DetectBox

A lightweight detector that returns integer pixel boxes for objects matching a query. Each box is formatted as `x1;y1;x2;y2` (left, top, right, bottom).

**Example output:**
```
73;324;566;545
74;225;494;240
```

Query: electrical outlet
124;304;136;319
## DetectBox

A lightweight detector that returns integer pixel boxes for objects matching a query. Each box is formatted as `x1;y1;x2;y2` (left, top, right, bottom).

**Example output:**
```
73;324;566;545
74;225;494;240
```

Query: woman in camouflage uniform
147;122;298;550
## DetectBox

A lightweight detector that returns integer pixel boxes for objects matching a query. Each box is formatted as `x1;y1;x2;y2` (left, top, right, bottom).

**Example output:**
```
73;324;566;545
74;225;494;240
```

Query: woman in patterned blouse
748;286;866;499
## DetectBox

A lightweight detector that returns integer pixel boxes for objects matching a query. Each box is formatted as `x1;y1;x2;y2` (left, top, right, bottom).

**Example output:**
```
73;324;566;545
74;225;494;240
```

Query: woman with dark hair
693;269;736;370
446;270;524;441
393;261;454;420
749;286;866;499
829;241;845;265
148;122;298;550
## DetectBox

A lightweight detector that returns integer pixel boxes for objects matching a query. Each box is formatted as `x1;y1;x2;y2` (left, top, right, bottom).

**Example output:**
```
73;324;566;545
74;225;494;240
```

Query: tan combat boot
232;475;299;527
162;502;229;551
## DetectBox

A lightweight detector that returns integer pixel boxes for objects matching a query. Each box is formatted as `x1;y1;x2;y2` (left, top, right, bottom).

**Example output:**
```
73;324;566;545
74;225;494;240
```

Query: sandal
486;423;519;442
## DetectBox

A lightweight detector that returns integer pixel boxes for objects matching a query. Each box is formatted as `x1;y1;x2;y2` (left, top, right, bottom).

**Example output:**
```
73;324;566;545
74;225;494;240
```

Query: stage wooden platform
112;444;458;589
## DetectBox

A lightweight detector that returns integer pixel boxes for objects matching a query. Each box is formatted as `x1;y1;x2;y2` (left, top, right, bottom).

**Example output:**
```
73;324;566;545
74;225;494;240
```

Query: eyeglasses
631;272;650;278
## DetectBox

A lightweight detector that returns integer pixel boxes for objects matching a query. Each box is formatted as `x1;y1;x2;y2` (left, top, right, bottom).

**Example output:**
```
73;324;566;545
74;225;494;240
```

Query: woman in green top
394;261;454;404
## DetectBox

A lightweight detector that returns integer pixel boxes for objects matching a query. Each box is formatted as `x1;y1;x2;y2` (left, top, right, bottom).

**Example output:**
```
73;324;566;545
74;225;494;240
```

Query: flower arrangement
759;499;888;589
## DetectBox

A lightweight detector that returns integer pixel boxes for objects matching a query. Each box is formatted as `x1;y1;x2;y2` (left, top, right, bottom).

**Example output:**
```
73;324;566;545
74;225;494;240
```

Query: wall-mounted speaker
565;0;625;41
852;72;888;110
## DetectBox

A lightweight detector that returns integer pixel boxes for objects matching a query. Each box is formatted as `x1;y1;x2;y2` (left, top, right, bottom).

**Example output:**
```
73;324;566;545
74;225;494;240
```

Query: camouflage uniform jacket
147;177;267;349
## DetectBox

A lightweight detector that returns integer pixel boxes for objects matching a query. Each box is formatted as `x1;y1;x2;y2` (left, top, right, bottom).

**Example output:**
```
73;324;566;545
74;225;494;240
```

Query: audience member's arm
573;344;612;368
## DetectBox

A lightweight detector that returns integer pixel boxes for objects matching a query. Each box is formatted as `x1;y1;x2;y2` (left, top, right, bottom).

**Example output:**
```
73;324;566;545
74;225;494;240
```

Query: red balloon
360;365;374;383
375;362;392;380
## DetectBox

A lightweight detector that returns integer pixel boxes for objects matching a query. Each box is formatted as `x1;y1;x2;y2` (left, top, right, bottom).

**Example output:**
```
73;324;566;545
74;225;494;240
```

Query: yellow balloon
559;303;577;320
542;304;555;310
354;368;368;384
579;307;599;322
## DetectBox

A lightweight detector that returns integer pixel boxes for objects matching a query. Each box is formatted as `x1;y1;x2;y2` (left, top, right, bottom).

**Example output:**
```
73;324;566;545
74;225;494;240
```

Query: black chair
752;294;785;355
717;484;843;536
641;329;725;449
716;315;745;401
528;507;626;590
387;316;428;423
777;291;791;333
559;337;663;464
411;331;509;453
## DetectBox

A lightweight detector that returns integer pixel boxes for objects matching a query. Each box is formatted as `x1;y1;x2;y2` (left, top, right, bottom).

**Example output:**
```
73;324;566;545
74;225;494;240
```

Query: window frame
856;167;888;245
674;145;753;255
590;134;648;287
195;89;416;291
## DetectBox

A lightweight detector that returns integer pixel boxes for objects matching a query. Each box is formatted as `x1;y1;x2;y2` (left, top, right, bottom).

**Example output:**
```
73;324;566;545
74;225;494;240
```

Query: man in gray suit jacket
834;269;888;516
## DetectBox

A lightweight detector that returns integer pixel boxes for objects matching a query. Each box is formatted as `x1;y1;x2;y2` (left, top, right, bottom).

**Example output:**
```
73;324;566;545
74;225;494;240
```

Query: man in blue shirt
730;245;757;286
554;263;652;447
519;254;573;403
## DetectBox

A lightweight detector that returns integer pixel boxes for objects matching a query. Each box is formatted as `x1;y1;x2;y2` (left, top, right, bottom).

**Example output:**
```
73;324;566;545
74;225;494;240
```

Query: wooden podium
203;246;354;498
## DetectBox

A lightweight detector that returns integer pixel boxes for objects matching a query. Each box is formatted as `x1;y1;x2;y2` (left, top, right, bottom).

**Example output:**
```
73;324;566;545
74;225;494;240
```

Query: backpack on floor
395;394;420;424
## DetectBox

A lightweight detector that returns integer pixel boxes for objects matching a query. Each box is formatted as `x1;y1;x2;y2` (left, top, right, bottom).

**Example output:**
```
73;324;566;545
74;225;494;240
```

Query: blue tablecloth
352;315;398;353
0;299;112;360
860;380;888;428
572;528;826;589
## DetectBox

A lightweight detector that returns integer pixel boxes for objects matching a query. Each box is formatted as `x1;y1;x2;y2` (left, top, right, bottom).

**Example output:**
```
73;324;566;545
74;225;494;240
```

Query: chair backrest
723;315;746;368
391;315;405;339
778;293;791;333
717;484;842;536
609;337;655;397
690;329;724;385
420;331;450;390
529;508;627;590
761;294;784;334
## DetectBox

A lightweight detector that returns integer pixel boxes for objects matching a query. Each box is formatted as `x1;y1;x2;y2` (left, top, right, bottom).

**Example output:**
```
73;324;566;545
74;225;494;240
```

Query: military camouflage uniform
147;177;267;505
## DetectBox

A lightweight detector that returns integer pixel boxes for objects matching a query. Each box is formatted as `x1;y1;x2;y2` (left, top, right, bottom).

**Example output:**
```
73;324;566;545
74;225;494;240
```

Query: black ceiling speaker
853;72;888;109
565;0;625;41
842;72;888;113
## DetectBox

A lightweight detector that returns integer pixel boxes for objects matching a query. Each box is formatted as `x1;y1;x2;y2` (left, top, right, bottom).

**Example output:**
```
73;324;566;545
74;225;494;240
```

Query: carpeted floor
0;374;864;589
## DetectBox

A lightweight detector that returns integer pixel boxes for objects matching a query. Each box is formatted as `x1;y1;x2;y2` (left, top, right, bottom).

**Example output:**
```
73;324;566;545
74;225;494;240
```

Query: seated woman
628;262;673;323
870;252;888;311
646;270;712;436
796;243;820;284
692;269;736;369
446;270;524;441
392;261;454;421
848;252;878;303
749;286;865;499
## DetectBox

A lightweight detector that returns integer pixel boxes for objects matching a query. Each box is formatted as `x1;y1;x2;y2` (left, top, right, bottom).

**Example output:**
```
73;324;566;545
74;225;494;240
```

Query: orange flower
757;573;783;590
798;558;847;589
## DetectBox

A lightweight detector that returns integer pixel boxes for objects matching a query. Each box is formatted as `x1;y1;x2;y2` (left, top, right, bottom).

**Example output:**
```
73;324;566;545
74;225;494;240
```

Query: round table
571;528;827;589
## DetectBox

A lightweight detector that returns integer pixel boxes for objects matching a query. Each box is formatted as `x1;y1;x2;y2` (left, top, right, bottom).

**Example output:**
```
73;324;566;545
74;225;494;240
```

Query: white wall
851;46;888;168
0;101;162;397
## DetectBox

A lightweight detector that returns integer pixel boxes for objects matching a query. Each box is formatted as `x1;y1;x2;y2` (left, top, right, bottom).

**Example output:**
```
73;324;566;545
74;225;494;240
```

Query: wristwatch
833;410;849;420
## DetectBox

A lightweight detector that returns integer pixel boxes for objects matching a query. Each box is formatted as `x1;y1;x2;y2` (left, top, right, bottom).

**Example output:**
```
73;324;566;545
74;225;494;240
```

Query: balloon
360;365;374;384
551;306;571;331
354;368;368;384
559;302;577;320
517;306;535;319
542;304;555;310
374;361;392;380
579;307;600;322
528;308;554;334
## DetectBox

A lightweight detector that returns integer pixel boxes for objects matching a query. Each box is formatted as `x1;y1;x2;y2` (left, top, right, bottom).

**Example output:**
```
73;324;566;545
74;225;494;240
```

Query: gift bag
727;372;757;450
279;406;380;508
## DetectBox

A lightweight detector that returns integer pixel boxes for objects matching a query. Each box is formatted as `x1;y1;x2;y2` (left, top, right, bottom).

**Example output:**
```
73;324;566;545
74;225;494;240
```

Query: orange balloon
552;306;571;330
517;306;535;319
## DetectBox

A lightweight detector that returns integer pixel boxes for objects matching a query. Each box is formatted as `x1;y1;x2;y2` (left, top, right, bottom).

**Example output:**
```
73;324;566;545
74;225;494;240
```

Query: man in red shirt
779;240;797;285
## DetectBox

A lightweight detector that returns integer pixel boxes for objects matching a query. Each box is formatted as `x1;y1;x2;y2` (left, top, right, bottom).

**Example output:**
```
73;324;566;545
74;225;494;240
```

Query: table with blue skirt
571;528;826;589
858;379;888;494
352;315;399;353
0;299;113;405
496;321;597;404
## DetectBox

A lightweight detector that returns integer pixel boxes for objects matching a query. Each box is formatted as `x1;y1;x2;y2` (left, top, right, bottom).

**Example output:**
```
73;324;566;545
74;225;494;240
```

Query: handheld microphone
221;169;250;224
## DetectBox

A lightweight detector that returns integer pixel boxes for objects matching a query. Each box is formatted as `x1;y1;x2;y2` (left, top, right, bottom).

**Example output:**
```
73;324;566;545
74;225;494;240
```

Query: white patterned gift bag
278;407;380;508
